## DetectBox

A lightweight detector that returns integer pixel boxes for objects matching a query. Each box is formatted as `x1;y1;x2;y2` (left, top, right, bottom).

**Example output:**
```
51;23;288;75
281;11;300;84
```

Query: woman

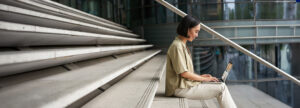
165;15;237;108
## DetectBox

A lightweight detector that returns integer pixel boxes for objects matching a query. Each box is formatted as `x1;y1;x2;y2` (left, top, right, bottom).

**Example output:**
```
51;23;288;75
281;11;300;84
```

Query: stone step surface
0;45;152;77
83;55;166;108
0;50;160;108
0;3;138;37
151;68;189;108
0;0;130;32
0;21;144;47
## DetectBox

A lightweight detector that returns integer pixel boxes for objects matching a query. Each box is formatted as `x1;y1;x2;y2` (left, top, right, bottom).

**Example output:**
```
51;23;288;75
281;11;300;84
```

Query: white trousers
174;83;237;108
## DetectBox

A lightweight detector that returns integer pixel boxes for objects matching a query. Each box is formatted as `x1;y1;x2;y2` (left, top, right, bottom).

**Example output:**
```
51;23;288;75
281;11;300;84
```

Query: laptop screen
222;61;233;82
225;61;233;72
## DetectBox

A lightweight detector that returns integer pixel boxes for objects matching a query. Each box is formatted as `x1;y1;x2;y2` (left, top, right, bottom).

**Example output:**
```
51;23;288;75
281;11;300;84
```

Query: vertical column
253;0;258;87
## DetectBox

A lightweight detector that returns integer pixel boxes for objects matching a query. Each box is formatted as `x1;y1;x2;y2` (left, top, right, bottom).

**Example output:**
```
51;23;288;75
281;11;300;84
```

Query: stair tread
0;50;160;108
83;55;166;108
0;3;138;37
0;21;144;47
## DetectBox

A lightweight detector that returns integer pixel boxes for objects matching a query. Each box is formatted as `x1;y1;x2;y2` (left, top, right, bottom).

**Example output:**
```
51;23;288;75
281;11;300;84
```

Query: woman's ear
186;29;191;38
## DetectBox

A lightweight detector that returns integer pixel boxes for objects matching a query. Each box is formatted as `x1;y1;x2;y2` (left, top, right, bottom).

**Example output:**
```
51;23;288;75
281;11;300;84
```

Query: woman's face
187;24;201;42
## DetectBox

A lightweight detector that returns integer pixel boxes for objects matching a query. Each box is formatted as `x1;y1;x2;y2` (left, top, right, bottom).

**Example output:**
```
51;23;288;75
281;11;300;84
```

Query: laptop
203;61;233;84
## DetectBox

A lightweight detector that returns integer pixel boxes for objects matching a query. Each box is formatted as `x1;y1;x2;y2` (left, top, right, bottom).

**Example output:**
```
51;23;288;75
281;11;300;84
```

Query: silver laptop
203;61;233;84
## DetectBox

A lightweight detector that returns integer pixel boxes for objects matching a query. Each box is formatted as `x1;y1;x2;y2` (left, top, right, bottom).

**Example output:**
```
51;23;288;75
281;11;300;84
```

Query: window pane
156;5;167;24
191;4;202;19
143;0;155;6
166;9;176;23
256;2;296;20
129;9;142;27
178;0;187;4
120;8;127;25
199;3;223;20
297;4;300;20
178;4;188;14
223;3;254;20
256;0;294;1
129;0;141;9
224;0;254;2
166;0;177;4
144;7;156;24
192;0;221;4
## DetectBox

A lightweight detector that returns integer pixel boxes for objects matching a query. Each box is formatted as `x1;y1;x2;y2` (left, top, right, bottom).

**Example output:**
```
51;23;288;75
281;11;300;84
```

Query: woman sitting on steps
165;15;237;108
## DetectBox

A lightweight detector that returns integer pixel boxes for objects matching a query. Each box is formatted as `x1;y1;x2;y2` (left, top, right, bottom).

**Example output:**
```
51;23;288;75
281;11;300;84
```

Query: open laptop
203;61;233;84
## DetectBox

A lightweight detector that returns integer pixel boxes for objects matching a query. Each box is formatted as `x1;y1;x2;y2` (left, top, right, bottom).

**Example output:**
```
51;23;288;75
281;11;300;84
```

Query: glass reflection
53;0;300;26
224;3;254;20
256;2;296;20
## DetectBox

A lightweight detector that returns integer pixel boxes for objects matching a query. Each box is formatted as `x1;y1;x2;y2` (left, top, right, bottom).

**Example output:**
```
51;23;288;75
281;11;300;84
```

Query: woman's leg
174;83;236;108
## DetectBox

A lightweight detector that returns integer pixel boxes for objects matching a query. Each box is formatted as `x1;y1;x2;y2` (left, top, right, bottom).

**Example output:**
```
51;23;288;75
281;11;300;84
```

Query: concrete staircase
0;0;169;108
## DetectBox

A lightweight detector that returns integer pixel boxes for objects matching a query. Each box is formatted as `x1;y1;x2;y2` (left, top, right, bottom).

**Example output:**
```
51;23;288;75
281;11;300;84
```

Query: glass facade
53;0;300;28
201;44;295;106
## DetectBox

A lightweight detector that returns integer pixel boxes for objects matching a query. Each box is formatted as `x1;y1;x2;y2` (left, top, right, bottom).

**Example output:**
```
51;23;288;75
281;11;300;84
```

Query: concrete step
188;99;220;108
0;21;144;47
0;0;131;32
0;45;152;77
0;50;161;108
82;55;166;108
151;66;189;108
0;3;138;37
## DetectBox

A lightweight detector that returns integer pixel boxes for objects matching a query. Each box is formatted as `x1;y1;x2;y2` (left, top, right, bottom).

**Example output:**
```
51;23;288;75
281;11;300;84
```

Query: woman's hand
180;72;219;82
203;76;219;82
200;74;219;82
201;74;212;78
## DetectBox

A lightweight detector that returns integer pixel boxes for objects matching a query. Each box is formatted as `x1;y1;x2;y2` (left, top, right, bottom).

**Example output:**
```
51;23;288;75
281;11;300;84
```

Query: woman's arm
180;72;219;82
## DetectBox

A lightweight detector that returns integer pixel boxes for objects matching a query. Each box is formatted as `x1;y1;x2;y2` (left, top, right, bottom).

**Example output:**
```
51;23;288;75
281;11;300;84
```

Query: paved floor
188;84;291;108
154;72;291;108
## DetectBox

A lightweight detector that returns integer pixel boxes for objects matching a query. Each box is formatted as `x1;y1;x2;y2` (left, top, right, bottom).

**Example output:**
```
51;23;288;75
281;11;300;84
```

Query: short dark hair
176;15;200;38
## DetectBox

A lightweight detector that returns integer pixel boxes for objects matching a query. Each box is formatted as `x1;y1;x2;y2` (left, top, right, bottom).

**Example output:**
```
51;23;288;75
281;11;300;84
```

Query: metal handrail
196;36;300;40
210;24;300;28
227;76;300;83
155;0;300;86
